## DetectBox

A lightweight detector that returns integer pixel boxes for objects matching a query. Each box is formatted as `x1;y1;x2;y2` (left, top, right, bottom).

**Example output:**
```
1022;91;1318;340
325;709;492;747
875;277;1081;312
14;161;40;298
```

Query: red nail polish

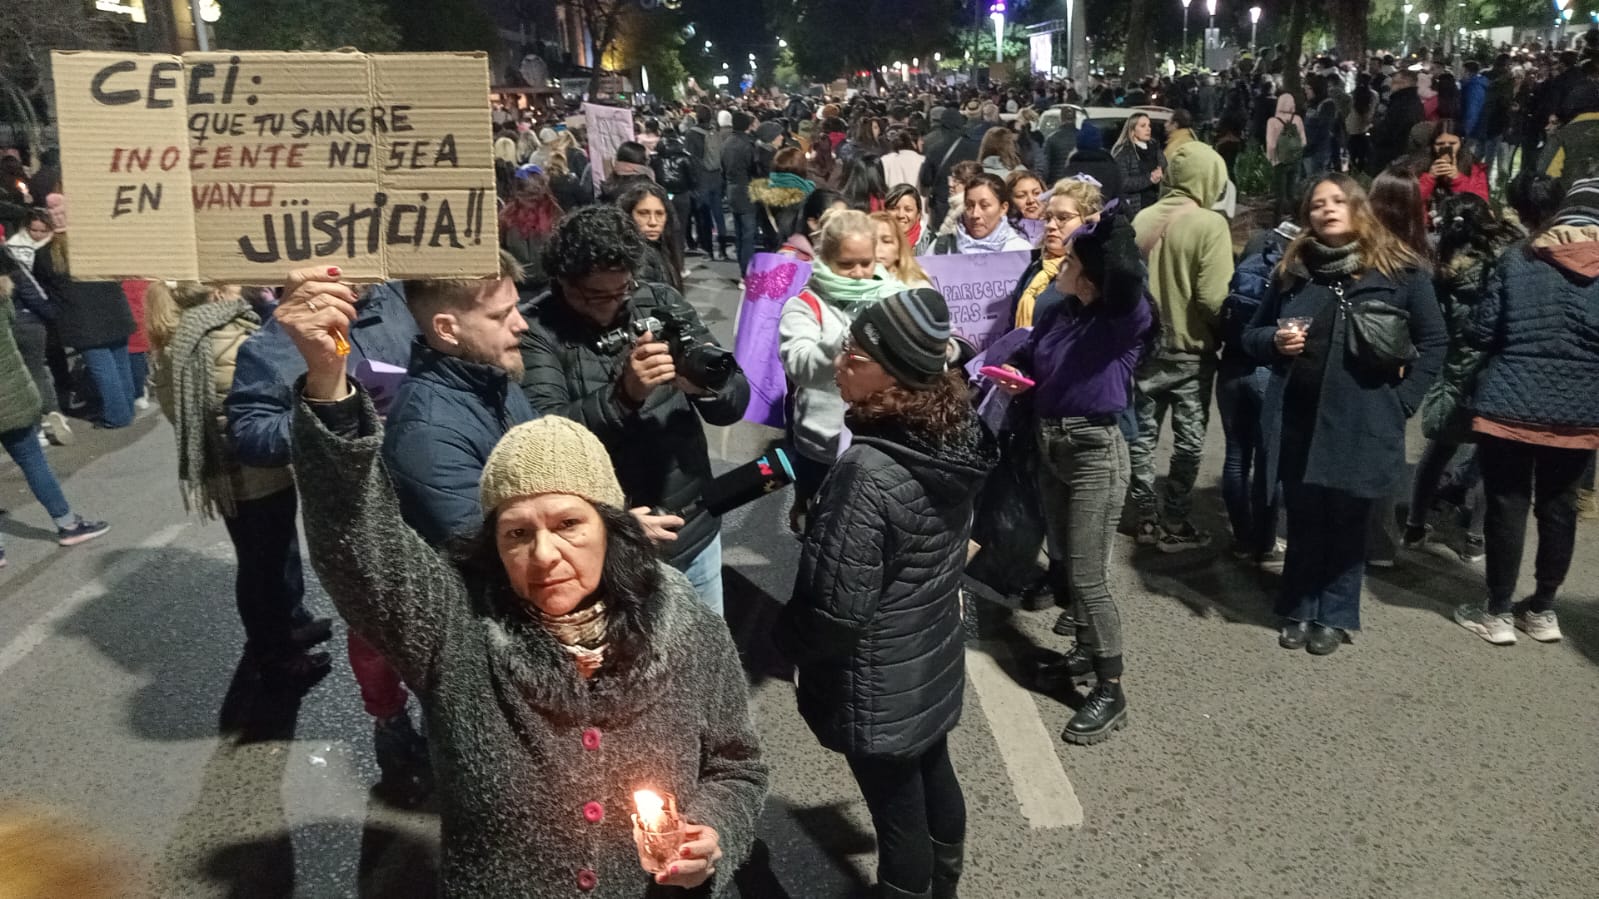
668;866;678;875
681;847;693;858
327;266;340;276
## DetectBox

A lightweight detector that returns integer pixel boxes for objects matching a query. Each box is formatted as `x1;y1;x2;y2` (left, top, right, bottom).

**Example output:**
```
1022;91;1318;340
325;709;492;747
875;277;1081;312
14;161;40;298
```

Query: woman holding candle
1243;174;1447;655
273;265;768;898
780;287;996;899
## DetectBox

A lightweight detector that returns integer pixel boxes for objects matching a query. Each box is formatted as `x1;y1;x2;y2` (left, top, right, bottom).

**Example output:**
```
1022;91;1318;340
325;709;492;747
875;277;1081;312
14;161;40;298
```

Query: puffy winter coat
225;281;417;468
1466;226;1599;431
293;389;767;898
382;339;537;546
518;283;749;568
0;286;42;435
651;135;698;195
1419;237;1513;442
1043;124;1079;184
778;418;996;758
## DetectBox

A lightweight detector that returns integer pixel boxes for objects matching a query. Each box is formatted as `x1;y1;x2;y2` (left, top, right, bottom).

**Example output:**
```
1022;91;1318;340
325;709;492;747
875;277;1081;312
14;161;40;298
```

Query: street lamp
1180;0;1193;68
1402;3;1413;53
778;37;788;48
990;1;1007;63
1206;0;1217;32
1249;6;1261;50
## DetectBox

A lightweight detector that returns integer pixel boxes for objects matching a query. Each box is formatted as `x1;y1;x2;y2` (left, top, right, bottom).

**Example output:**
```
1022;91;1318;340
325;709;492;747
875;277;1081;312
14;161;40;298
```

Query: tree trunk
1123;0;1157;80
1281;0;1307;103
1328;0;1367;60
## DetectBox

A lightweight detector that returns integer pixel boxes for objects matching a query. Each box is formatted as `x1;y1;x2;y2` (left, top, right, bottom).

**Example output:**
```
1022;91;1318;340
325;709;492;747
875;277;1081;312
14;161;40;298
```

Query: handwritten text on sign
52;50;498;281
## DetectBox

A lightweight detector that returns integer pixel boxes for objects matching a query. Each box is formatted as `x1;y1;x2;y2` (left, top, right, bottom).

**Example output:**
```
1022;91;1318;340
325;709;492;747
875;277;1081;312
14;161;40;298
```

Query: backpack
1219;225;1297;352
1273;115;1304;166
696;126;725;174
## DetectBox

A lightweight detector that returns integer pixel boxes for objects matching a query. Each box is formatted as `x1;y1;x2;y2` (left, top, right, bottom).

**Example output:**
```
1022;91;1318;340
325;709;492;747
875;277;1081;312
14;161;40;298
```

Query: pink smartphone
978;365;1035;390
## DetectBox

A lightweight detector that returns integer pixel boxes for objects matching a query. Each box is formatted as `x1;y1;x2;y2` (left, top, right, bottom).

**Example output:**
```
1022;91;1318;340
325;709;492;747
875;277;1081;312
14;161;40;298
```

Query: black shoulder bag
1335;281;1418;375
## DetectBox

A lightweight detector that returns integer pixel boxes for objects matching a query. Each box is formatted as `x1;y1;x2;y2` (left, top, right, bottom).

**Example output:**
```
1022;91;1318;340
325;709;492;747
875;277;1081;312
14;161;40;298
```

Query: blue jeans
732;209;759;276
81;341;135;428
0;425;72;545
694;183;727;254
129;351;148;401
677;534;724;616
1216;364;1275;555
1279;481;1370;631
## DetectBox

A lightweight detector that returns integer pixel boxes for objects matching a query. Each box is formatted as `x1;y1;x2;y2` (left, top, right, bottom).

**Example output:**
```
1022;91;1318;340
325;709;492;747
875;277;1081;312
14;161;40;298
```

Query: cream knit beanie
479;417;626;513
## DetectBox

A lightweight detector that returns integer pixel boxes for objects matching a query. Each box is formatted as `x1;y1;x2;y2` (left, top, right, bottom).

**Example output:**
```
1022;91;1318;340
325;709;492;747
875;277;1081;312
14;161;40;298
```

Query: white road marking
965;644;1085;829
0;523;188;677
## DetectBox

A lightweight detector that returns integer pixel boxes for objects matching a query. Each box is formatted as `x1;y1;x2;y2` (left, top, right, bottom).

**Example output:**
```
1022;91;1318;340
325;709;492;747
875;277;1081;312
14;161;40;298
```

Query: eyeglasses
567;278;637;307
1043;212;1083;227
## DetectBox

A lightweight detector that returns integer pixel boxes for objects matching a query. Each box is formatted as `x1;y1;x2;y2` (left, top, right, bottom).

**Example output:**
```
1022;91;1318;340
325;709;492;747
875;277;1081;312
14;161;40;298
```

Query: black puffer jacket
778;417;996;759
518;283;750;568
57;279;135;350
652;134;698;195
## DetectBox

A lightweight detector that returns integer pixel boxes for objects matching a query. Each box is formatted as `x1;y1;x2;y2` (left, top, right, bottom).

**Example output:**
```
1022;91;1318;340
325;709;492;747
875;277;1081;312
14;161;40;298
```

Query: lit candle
631;789;683;873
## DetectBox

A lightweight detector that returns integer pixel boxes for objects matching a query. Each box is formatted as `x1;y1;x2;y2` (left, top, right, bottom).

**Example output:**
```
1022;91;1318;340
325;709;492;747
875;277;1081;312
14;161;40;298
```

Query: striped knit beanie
480;416;626;514
850;288;952;390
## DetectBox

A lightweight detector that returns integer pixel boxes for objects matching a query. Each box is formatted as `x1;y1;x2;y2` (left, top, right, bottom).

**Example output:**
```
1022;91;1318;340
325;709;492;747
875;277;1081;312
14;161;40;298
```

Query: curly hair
543;205;646;281
846;369;972;439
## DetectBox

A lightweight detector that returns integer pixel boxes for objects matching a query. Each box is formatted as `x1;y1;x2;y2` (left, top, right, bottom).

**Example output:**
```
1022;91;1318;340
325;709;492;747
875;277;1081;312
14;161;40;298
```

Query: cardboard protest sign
52;50;498;282
582;102;635;192
730;253;811;428
914;250;1032;352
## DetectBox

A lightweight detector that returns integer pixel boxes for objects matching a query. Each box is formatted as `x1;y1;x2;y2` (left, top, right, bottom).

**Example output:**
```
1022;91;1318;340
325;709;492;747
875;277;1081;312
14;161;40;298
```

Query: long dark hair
452;504;663;667
1281;172;1429;281
617;181;685;294
1428;119;1477;175
1436;192;1521;263
796;188;847;238
1367;168;1433;262
841;154;887;210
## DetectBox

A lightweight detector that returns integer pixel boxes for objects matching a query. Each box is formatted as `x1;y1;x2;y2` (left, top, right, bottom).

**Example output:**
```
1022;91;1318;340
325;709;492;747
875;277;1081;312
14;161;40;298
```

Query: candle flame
633;789;665;823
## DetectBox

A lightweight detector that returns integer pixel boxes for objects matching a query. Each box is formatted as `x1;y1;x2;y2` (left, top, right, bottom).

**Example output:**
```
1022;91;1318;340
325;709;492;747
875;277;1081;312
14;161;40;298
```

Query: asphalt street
1;255;1596;898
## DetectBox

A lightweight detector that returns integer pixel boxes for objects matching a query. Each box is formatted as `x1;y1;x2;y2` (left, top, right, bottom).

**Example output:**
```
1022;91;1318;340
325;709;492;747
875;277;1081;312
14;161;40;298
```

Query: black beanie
850;288;952;390
731;111;754;133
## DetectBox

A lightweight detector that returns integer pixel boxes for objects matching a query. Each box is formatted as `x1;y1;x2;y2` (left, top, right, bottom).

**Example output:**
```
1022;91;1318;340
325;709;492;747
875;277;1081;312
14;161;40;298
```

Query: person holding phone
994;211;1154;745
1419;119;1490;207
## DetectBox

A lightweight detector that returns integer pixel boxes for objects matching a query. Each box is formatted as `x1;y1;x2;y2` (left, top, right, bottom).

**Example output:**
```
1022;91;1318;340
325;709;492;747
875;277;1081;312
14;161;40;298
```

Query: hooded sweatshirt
1131;141;1234;355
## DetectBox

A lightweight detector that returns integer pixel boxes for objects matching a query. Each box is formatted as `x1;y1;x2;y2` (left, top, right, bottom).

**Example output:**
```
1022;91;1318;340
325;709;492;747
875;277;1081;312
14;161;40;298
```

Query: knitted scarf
1302;238;1365;278
808;258;908;308
537;599;609;677
170;298;257;520
955;216;1024;255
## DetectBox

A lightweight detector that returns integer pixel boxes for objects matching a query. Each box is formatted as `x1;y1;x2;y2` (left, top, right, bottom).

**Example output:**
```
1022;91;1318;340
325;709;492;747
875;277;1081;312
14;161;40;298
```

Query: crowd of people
4;32;1599;899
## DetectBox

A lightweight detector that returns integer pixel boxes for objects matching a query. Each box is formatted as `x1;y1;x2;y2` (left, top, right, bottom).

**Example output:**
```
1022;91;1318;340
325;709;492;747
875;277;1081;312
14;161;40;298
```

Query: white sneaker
134;397;152;413
43;411;74;446
1513;609;1563;643
37;431;49;449
1454;604;1517;645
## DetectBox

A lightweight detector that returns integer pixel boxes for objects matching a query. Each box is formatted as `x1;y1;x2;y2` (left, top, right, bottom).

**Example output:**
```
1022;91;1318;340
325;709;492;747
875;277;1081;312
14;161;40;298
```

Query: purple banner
732;253;813;428
1016;217;1046;246
915;250;1033;353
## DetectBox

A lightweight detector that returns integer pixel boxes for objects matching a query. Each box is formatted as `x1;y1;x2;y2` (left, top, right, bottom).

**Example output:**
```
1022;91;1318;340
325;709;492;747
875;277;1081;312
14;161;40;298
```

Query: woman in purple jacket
998;206;1154;746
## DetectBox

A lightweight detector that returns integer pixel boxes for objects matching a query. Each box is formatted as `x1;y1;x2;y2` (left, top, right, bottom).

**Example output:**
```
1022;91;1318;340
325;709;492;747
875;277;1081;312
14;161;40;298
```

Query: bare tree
0;0;125;151
1123;0;1158;81
1328;0;1368;59
561;0;633;67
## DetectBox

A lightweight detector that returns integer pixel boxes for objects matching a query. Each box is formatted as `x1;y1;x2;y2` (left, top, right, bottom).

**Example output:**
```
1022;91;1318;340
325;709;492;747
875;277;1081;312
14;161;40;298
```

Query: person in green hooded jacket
1129;140;1236;552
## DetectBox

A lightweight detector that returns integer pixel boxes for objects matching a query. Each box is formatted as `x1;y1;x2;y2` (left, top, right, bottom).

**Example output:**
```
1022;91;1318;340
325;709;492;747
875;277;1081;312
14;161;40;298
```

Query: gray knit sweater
291;389;768;899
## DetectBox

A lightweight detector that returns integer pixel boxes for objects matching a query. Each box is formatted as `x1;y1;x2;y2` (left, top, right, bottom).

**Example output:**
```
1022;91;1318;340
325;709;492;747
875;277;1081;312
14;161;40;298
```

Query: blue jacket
382;339;536;546
1221;223;1295;370
1467;231;1599;430
1460;73;1489;139
1244;265;1447;499
225;281;417;467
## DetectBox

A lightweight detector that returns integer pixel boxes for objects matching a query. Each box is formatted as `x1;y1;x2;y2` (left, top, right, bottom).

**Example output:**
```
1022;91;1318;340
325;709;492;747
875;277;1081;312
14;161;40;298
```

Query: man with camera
519;206;750;615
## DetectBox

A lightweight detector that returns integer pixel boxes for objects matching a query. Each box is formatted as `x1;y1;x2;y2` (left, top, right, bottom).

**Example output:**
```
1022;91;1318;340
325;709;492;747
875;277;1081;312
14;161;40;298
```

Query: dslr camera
596;312;738;391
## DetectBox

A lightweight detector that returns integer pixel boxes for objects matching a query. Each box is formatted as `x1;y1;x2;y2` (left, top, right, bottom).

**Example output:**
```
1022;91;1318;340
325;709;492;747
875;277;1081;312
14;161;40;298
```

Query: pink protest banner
732;253;813;427
915;250;1032;352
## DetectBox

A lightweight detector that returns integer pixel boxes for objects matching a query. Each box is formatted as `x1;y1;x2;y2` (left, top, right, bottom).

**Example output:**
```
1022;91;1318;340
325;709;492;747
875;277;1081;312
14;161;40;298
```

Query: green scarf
170;298;257;519
1303;238;1364;278
807;259;908;308
769;172;816;196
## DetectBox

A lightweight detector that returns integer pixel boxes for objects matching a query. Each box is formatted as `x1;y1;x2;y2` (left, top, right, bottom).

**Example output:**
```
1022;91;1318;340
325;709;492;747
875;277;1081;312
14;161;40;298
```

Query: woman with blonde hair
780;209;908;530
1111;113;1165;217
148;279;332;684
1010;176;1106;328
1243;173;1447;655
869;210;932;288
